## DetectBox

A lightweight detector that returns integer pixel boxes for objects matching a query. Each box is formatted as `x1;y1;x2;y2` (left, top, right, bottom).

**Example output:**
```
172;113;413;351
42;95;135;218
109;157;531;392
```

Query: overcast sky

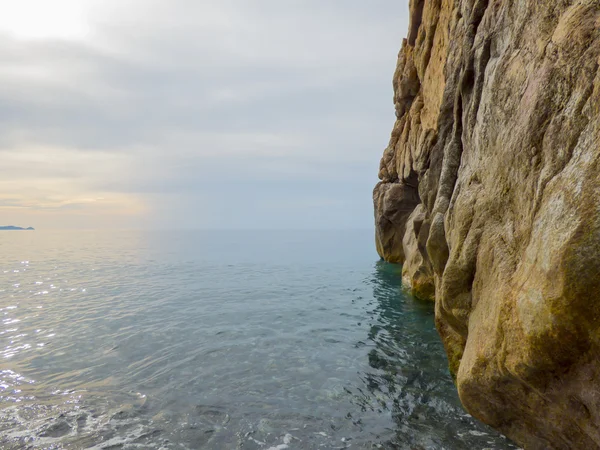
0;0;408;230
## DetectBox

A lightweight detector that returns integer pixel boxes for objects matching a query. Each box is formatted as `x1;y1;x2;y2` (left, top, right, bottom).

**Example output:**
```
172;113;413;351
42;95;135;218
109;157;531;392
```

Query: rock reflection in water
351;261;518;449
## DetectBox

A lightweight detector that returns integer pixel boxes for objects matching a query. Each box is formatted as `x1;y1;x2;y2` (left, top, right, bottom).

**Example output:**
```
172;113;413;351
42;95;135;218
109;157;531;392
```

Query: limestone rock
374;0;600;448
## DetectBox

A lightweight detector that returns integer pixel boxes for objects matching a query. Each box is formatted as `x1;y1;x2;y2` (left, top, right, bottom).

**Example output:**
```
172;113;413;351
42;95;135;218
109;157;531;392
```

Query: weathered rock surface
374;0;600;448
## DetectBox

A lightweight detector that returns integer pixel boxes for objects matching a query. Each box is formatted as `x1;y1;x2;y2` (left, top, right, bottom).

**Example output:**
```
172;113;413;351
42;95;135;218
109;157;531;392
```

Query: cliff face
374;0;600;448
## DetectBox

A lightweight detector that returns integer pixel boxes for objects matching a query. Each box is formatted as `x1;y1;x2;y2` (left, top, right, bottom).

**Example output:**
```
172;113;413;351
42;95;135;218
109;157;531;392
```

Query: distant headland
0;226;35;230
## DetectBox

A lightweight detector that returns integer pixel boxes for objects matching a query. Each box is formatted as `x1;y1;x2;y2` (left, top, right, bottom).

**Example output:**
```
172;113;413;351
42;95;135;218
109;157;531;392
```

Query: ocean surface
0;230;517;449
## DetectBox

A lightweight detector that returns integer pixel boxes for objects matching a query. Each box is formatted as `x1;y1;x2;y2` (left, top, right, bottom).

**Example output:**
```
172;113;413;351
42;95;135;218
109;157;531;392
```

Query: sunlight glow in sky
0;0;408;230
0;0;90;40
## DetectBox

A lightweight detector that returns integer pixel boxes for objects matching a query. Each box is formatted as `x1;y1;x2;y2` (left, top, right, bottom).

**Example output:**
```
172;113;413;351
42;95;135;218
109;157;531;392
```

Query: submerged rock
374;0;600;448
39;418;72;438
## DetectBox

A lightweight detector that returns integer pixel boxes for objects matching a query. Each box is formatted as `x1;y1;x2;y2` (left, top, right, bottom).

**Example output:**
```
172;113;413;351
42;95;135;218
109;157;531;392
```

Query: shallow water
0;230;517;449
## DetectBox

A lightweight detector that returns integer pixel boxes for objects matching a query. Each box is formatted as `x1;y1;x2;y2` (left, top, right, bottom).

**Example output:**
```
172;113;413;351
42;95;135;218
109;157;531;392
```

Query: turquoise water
0;230;516;449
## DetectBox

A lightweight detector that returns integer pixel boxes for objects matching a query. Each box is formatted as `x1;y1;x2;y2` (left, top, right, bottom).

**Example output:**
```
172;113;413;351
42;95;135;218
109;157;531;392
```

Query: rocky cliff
374;0;600;448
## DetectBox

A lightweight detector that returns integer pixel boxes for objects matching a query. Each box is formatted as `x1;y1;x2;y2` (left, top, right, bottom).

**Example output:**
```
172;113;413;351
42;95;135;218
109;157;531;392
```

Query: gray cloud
0;0;408;229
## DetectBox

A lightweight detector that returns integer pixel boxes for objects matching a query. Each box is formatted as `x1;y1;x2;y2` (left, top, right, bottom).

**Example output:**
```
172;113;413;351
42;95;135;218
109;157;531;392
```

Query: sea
0;230;517;449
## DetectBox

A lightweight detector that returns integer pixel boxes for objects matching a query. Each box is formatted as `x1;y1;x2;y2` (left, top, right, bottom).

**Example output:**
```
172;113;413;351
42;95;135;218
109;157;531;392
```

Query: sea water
0;230;517;449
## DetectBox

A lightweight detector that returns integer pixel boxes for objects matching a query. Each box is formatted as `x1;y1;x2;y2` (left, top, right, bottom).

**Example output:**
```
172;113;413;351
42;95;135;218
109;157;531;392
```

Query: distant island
0;226;35;230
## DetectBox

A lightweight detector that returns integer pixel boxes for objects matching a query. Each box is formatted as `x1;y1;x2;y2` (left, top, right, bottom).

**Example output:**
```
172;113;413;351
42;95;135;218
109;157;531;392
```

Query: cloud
0;0;408;229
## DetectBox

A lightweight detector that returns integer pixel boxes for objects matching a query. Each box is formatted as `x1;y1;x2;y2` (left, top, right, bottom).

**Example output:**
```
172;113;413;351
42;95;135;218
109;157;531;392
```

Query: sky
0;0;409;230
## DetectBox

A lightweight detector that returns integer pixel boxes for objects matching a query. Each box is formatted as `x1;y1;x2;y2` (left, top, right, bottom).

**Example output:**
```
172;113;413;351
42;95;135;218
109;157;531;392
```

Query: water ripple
0;230;518;449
